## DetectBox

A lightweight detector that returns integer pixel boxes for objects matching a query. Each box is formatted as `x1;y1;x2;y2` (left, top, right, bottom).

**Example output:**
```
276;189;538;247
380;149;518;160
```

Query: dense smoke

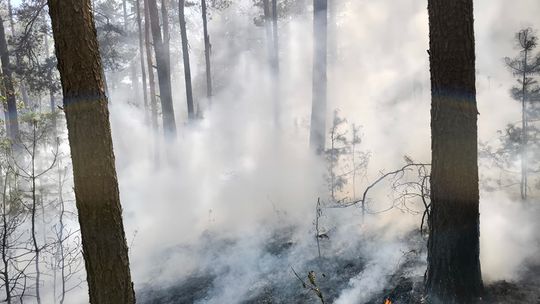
6;0;540;303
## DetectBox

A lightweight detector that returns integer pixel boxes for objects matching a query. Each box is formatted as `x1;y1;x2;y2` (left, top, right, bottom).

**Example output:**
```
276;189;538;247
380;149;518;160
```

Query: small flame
384;299;392;304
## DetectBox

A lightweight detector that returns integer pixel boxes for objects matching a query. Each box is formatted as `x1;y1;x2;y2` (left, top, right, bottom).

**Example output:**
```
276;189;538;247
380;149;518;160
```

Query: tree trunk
309;0;327;154
201;0;212;103
271;0;279;73
8;0;31;109
327;0;337;64
124;0;141;105
161;0;171;69
0;15;19;141
47;1;136;303
144;0;159;133
179;0;195;120
1;171;11;304
425;0;483;303
148;0;177;137
271;0;280;126
44;34;57;132
136;0;150;124
30;123;41;304
520;49;528;200
263;0;272;63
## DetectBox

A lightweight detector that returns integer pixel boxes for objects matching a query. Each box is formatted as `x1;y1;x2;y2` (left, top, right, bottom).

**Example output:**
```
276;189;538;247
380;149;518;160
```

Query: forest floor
483;262;540;303
138;229;540;304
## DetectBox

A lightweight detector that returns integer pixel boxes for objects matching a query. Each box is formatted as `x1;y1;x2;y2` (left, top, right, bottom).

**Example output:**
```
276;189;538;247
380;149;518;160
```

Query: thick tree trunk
144;0;159;133
0;15;19;141
425;0;483;303
136;0;150;124
148;0;177;137
201;0;212;103
47;1;136;303
179;0;195;120
309;0;327;154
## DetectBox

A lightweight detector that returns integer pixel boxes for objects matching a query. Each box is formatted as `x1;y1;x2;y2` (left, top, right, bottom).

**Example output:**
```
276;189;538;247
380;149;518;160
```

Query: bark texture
47;1;135;303
309;0;327;154
425;0;483;303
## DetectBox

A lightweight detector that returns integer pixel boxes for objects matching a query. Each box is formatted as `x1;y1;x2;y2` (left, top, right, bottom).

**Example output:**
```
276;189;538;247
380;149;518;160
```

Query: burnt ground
482;261;540;303
138;230;540;304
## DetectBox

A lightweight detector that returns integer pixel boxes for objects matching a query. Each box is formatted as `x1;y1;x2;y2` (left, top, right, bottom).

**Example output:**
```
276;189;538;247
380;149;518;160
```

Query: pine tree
425;0;483;302
47;0;136;302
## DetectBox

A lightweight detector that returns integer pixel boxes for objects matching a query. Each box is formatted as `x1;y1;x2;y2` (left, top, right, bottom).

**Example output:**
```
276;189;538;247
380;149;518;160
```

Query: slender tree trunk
144;0;159;133
136;0;150;124
271;0;280;126
47;1;136;303
161;0;171;69
271;0;279;73
44;34;57;132
179;0;195;120
8;0;31;109
124;0;140;105
0;15;19;141
520;49;528;200
1;73;10;137
30;123;41;304
148;0;177;137
7;0;14;36
263;0;273;64
57;164;66;304
309;0;327;154
327;0;337;65
1;171;11;304
425;0;483;303
201;0;212;103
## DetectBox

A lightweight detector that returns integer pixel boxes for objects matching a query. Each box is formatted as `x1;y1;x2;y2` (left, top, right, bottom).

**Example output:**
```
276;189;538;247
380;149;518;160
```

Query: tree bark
47;1;136;303
148;0;177;137
0;14;19;141
201;0;212;103
425;0;483;303
179;0;195;120
309;0;327;154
